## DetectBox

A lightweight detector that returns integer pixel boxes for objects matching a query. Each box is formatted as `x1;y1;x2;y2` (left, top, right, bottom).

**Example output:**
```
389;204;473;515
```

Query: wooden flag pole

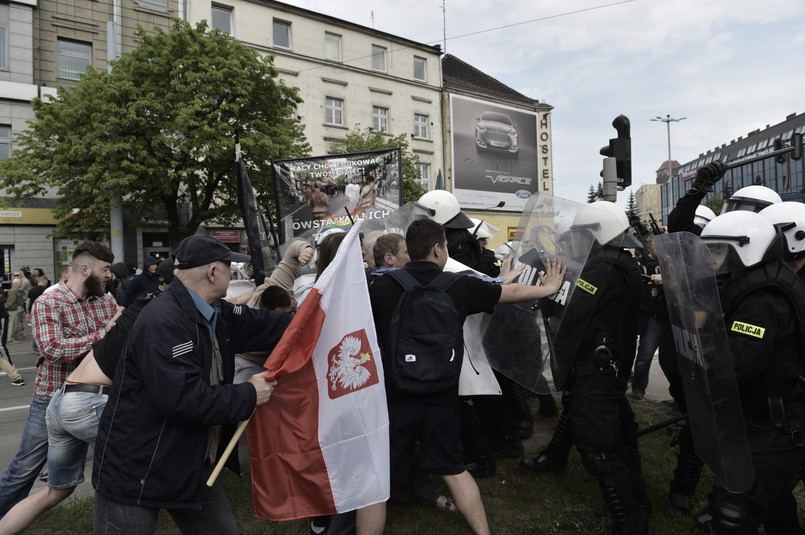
206;416;252;487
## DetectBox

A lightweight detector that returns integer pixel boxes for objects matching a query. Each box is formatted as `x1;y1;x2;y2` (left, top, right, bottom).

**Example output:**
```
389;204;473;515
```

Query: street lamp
650;114;686;184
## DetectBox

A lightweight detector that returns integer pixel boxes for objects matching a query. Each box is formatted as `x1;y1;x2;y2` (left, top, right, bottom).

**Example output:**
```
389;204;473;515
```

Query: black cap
173;235;251;269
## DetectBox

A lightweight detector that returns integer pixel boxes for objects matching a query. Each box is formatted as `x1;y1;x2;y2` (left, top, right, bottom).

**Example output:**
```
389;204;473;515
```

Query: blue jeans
94;464;238;534
632;316;660;391
0;395;50;517
46;388;108;489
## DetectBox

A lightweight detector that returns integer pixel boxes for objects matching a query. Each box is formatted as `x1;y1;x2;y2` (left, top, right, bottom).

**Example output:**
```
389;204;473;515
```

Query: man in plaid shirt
0;241;121;517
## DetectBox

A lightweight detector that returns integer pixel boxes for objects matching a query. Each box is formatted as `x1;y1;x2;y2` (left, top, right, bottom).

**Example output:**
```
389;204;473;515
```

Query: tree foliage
0;20;310;243
328;127;426;203
703;194;724;215
626;190;638;219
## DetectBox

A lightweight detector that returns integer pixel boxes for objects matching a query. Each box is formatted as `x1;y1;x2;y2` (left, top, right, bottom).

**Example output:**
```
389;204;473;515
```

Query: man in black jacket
93;235;292;535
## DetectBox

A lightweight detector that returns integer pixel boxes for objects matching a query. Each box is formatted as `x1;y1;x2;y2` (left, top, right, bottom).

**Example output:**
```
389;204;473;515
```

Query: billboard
450;94;540;212
272;148;402;244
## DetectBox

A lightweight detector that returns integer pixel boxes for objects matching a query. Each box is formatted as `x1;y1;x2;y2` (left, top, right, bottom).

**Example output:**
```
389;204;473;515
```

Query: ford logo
515;190;531;199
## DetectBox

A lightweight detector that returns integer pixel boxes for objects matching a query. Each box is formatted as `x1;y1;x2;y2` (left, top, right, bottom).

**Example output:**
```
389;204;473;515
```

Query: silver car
475;111;519;156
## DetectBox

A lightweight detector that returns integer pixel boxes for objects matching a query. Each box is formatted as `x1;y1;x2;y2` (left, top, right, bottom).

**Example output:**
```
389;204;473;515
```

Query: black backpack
384;269;463;394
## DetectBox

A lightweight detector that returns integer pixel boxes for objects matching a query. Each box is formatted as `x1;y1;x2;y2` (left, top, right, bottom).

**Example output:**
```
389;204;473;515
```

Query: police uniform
711;259;805;533
553;245;650;534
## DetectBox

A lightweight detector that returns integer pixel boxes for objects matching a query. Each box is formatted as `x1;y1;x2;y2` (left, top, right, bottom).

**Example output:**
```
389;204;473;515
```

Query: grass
22;399;804;534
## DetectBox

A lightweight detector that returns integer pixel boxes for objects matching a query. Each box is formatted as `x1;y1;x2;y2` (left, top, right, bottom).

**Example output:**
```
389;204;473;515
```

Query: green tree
328;127;426;203
0;20;309;244
626;190;638;219
587;184;598;203
704;194;724;215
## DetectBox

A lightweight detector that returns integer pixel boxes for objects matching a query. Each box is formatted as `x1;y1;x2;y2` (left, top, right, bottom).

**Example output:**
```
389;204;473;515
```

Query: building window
414;114;428;138
58;39;91;81
372;45;386;72
413;56;426;81
324;32;341;61
0;125;11;159
372;106;388;132
211;4;232;34
273;19;291;49
416;163;430;190
326;97;343;125
137;0;168;11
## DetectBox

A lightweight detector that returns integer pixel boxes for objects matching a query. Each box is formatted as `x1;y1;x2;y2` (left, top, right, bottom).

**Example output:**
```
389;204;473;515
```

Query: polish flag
246;220;390;521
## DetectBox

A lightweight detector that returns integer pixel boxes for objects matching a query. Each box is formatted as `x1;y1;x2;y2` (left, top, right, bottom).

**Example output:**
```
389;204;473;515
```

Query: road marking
0;405;31;413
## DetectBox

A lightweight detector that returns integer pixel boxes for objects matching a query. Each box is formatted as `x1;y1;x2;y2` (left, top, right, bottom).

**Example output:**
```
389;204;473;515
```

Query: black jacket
93;279;291;509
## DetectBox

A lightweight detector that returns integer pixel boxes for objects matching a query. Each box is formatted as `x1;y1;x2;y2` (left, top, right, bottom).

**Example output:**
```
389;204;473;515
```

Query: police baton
636;413;687;438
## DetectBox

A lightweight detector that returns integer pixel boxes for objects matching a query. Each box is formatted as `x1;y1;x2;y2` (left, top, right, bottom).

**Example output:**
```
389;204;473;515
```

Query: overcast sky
289;0;805;205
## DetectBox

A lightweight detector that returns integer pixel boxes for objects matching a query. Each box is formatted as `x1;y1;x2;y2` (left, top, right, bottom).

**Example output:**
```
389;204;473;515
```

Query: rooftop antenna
370;10;374;28
442;1;447;53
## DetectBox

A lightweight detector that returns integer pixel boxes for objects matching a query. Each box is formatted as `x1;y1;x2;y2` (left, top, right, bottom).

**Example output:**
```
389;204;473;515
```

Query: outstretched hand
537;257;567;295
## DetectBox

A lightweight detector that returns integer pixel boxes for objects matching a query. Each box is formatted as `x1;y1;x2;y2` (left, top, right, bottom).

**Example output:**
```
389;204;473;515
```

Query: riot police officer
699;211;805;533
523;201;649;534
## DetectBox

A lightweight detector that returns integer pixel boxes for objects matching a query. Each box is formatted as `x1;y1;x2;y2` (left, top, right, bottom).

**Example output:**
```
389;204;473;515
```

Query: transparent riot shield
482;193;598;392
654;231;753;493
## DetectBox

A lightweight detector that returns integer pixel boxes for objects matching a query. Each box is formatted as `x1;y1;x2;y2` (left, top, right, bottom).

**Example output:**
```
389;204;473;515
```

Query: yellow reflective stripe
576;278;598;295
730;321;765;339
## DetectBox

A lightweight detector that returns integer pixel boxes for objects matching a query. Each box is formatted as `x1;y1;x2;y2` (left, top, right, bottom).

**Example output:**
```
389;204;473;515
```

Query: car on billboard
475;111;519;156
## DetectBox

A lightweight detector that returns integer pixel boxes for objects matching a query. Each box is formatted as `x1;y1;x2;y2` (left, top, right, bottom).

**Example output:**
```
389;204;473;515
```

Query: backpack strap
386;268;421;292
427;271;462;292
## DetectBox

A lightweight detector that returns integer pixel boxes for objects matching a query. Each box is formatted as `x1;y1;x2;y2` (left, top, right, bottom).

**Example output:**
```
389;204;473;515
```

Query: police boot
665;429;703;518
519;409;572;474
510;384;535;438
600;483;648;535
537;393;558;419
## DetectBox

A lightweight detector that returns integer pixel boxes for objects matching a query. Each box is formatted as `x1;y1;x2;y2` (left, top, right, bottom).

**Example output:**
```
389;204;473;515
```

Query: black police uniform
553;245;649;535
710;259;805;534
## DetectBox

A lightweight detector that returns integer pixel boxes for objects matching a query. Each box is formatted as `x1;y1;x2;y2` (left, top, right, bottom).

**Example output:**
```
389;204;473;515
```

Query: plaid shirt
31;283;118;397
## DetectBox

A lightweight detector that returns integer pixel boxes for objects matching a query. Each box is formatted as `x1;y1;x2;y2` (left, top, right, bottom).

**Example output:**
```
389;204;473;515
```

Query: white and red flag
246;220;390;521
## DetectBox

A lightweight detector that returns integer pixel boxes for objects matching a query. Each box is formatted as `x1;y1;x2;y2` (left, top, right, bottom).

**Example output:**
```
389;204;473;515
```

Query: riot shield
654;231;753;493
482;193;597;392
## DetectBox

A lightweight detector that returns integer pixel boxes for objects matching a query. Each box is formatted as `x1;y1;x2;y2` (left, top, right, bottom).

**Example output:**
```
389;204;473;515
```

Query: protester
92;234;291;534
369;218;566;534
630;238;661;400
0;242;120;517
25;275;49;354
5;275;23;342
120;255;160;306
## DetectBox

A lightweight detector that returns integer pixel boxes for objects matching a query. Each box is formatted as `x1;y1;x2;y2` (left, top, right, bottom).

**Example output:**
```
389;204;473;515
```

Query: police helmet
417;190;473;229
759;201;805;262
693;205;717;229
700;211;782;274
721;185;781;214
571;201;643;250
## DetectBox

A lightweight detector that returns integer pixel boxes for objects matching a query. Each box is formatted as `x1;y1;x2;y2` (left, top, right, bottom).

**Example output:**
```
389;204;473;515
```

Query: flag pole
206;416;252;487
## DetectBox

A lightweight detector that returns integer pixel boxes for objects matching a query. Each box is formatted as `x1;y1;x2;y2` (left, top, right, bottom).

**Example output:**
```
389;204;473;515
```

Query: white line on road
0;405;31;413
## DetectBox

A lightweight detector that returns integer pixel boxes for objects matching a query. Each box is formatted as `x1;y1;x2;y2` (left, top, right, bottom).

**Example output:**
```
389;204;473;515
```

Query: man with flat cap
92;234;292;535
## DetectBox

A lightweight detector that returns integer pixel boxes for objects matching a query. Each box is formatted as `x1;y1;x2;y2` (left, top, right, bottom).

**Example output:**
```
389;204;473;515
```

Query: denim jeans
46;388;108;489
94;464;238;534
632;316;660;391
0;395;50;516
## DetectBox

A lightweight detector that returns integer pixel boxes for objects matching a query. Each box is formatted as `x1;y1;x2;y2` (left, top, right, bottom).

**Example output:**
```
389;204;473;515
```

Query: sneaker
39;470;48;483
11;378;25;387
0;371;7;377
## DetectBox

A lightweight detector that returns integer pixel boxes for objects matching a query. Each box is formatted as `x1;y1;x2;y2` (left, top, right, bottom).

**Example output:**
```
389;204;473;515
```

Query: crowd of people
1;171;804;535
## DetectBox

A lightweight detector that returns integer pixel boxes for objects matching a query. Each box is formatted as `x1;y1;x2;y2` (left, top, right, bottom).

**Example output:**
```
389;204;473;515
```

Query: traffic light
600;115;631;188
774;138;786;164
793;133;803;161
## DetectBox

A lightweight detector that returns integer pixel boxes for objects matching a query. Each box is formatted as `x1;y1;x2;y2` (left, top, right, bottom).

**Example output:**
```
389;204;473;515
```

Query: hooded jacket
121;256;160;306
92;279;291;509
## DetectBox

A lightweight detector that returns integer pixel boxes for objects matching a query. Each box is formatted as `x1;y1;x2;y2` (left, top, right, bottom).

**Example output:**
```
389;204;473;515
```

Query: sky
288;0;805;205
